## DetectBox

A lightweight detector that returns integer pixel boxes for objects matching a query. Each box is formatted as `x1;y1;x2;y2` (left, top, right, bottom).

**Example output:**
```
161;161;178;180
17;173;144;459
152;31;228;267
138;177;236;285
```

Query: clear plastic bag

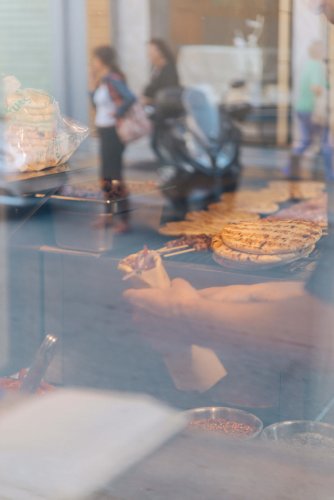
2;76;89;172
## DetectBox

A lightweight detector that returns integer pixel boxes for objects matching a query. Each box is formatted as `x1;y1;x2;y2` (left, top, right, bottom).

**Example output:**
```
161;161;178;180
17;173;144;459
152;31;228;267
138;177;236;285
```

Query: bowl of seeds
186;407;263;441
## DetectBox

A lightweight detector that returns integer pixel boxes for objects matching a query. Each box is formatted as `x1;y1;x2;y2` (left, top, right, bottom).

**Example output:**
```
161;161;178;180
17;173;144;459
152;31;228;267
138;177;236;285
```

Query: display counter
3;173;334;425
107;431;334;500
2;163;334;498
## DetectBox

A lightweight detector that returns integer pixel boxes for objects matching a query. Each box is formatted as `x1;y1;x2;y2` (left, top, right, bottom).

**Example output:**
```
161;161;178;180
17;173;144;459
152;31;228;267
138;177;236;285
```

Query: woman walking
288;40;327;178
90;45;136;232
143;39;180;104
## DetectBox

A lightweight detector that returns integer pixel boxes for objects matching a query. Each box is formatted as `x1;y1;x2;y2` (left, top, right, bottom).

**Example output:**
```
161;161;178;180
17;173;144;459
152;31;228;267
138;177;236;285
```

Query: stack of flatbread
270;194;328;233
159;211;260;237
159;181;326;239
208;181;325;215
212;219;322;270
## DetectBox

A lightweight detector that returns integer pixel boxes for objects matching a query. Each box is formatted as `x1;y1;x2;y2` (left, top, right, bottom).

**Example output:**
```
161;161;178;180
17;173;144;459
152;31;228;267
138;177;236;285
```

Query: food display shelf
0;162;95;200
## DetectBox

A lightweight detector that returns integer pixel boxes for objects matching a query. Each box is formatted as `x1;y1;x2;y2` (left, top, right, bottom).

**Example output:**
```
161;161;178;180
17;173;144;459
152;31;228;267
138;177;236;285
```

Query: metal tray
47;183;164;253
0;162;95;199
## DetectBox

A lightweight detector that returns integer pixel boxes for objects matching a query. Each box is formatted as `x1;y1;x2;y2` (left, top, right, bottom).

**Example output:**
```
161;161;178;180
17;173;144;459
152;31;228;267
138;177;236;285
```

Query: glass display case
1;0;334;498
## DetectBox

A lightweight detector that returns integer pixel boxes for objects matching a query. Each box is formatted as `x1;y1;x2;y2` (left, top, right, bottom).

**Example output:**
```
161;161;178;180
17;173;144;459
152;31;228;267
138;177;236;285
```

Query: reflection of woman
289;41;327;177
143;39;180;104
90;46;136;232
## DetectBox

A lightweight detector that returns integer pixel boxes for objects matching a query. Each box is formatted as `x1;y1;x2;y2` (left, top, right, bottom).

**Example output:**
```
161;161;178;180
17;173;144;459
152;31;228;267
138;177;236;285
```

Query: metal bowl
186;406;263;441
262;420;334;450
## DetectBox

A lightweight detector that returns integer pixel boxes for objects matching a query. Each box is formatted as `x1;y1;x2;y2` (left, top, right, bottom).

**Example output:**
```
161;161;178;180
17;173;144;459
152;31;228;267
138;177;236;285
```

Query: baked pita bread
212;233;315;265
221;219;322;255
159;211;259;236
267;181;325;200
212;246;315;270
270;194;328;231
215;192;279;214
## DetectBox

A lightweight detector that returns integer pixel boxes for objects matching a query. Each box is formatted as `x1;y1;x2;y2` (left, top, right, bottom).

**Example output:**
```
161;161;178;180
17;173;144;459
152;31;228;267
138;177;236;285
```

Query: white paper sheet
0;390;186;499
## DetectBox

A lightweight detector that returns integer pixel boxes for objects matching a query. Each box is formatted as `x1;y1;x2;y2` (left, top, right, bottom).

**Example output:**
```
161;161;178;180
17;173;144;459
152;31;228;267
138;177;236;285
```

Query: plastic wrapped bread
3;76;89;172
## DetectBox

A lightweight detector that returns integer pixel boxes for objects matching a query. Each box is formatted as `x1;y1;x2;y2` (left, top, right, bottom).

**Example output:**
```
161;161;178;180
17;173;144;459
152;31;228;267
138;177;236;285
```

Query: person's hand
124;279;311;355
124;278;200;318
199;281;305;303
124;279;202;354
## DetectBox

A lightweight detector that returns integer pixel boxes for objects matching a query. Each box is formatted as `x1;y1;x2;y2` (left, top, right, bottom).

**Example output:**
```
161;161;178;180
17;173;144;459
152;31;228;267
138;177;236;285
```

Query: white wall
50;0;89;125
0;0;52;91
117;0;151;95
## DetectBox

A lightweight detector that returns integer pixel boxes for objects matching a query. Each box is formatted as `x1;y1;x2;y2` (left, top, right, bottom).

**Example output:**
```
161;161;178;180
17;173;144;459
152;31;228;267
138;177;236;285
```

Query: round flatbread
207;207;260;221
270;194;328;230
186;210;260;223
212;246;315;270
267;181;325;200
212;235;315;268
256;188;291;203
186;211;218;222
160;211;260;237
221;219;322;256
212;234;315;265
159;222;200;236
215;192;279;214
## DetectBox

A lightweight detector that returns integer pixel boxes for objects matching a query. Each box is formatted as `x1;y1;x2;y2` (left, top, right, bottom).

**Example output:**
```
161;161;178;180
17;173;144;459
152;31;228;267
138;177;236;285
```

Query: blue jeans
291;112;333;180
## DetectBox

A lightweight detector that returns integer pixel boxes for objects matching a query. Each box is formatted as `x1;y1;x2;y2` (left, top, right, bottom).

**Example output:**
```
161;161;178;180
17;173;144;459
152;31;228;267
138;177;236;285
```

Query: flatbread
214;192;279;214
255;188;291;203
186;211;219;223
221;219;322;256
270;194;328;230
206;207;260;220
213;245;315;270
186;210;260;223
159;221;212;236
212;233;315;265
267;181;325;200
159;211;260;237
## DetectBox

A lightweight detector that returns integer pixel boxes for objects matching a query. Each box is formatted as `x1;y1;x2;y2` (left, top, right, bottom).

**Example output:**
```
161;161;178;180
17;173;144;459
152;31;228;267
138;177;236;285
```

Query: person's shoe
287;154;301;180
113;221;131;234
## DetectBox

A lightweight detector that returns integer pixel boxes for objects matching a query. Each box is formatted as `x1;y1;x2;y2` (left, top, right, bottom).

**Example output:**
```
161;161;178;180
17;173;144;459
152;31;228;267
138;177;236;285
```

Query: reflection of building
0;0;332;145
0;0;53;92
0;0;112;125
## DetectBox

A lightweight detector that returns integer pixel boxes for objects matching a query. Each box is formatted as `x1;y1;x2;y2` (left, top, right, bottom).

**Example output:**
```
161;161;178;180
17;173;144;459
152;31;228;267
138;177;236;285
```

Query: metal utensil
20;334;58;394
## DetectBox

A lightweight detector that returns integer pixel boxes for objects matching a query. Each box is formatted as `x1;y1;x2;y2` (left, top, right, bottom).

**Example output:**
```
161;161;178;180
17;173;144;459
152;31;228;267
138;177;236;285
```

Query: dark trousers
290;112;332;180
98;126;124;181
97;126;129;221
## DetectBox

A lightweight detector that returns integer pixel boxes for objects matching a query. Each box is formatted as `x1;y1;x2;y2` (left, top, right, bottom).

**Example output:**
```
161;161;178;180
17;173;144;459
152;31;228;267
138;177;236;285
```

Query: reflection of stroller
151;86;245;208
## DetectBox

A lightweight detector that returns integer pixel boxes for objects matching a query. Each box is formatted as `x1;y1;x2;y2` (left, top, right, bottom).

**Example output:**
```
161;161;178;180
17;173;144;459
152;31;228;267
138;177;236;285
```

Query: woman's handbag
116;102;152;144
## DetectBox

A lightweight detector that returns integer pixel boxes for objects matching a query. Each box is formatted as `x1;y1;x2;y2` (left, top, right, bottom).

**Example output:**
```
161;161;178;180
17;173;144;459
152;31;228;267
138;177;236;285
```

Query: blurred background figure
142;39;181;184
90;45;136;233
288;40;327;178
143;39;180;105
